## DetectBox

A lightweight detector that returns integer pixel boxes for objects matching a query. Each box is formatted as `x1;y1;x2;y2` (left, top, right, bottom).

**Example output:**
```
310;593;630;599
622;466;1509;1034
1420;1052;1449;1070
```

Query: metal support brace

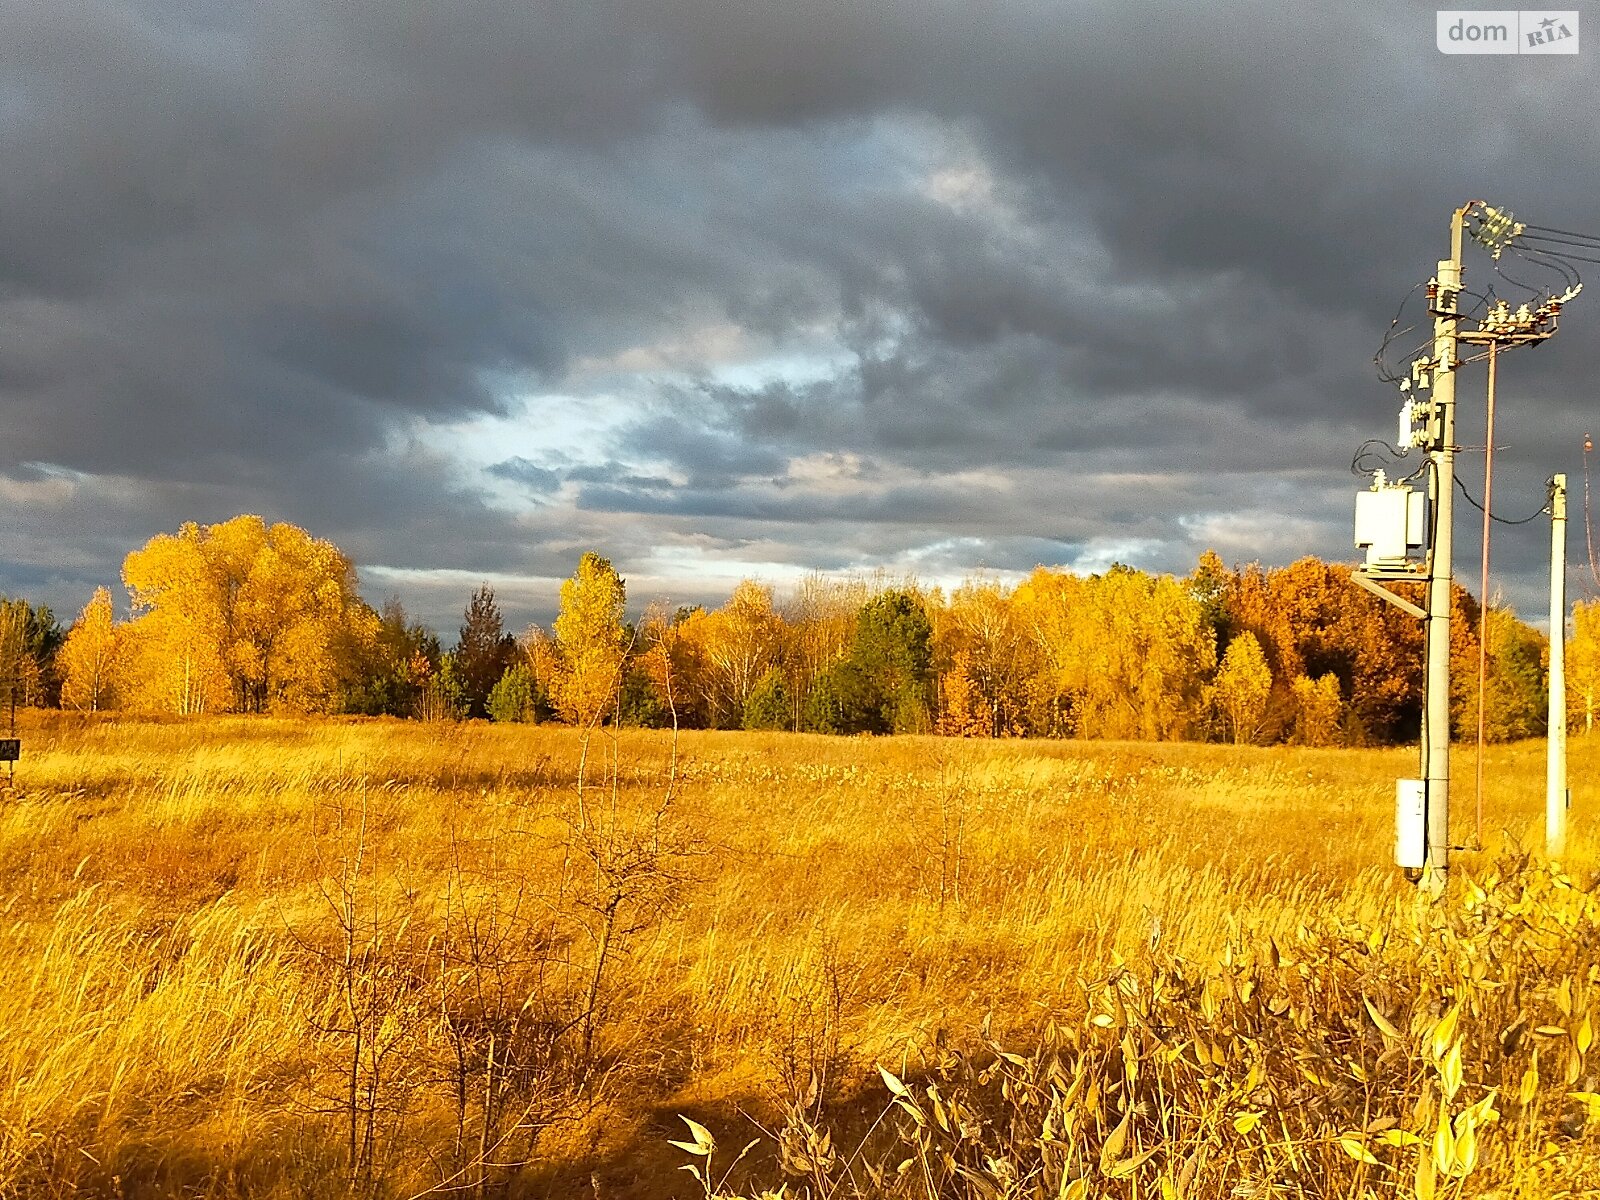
1351;569;1428;620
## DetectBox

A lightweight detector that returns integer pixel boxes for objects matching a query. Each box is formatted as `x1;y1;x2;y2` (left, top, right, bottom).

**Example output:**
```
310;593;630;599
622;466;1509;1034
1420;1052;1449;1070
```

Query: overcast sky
3;0;1597;635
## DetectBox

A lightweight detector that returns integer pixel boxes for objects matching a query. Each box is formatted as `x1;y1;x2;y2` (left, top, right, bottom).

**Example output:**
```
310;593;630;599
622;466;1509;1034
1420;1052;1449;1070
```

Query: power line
1351;438;1411;478
1524;223;1600;243
1452;474;1548;525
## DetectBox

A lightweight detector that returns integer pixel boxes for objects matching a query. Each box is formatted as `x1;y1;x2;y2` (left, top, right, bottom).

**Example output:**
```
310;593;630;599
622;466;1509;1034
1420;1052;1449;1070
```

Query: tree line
6;514;1598;745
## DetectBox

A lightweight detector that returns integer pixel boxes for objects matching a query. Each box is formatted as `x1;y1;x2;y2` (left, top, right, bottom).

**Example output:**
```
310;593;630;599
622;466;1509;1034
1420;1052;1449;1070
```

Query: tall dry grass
0;712;1592;1197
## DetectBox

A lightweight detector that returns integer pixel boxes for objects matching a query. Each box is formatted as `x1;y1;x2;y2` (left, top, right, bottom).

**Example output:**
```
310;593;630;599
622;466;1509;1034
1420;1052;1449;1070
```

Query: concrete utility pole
1421;207;1469;883
1548;473;1569;859
1359;201;1580;882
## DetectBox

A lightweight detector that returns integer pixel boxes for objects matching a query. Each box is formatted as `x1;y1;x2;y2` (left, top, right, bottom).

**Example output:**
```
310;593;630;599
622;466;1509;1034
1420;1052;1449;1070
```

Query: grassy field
0;714;1596;1198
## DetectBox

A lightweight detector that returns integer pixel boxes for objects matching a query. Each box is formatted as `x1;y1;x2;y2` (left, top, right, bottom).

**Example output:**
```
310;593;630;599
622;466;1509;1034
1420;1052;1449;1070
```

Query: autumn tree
121;516;371;714
516;625;563;720
1446;585;1483;740
1214;631;1272;744
783;574;871;731
644;607;712;728
0;603;30;717
1010;568;1088;736
1018;567;1213;741
938;579;1032;736
1570;600;1600;734
674;580;784;727
552;552;627;727
626;606;694;728
937;650;987;737
59;588;121;712
1290;673;1343;747
121;527;229;714
1456;605;1546;743
1223;558;1426;745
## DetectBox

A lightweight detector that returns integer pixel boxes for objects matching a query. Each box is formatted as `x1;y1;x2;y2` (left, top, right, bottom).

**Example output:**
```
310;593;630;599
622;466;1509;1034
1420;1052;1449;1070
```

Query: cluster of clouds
2;0;1595;632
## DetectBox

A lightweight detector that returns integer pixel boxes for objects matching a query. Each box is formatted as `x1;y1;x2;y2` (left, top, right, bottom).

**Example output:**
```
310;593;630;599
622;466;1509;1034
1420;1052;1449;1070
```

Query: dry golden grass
0;712;1595;1198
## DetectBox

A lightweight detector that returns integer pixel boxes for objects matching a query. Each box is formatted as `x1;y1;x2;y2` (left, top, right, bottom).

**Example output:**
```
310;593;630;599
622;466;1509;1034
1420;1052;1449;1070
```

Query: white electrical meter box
1355;486;1427;568
1395;778;1426;869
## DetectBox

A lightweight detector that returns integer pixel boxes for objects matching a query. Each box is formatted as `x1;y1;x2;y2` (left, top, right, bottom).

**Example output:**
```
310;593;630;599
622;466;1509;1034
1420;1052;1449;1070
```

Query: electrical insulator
1473;204;1524;258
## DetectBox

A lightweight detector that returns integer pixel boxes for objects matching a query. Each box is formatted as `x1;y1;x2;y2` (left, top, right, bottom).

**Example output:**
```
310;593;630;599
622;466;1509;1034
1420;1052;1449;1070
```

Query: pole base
1417;864;1448;899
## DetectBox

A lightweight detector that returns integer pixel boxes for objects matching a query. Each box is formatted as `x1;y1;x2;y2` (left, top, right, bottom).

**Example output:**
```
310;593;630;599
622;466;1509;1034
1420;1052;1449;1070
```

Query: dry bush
689;856;1600;1196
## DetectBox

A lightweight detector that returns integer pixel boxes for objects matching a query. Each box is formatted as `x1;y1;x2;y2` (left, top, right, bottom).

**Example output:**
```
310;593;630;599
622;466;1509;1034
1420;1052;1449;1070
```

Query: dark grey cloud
2;0;1597;635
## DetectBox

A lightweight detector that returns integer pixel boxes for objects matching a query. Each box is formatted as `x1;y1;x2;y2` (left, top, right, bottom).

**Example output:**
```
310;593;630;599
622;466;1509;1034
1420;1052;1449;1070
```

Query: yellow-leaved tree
1214;631;1272;745
552;552;627;727
1290;673;1343;747
940;579;1032;737
121;523;230;713
672;580;783;728
59;587;121;712
1012;567;1215;741
121;515;371;713
1568;600;1600;734
1011;568;1089;737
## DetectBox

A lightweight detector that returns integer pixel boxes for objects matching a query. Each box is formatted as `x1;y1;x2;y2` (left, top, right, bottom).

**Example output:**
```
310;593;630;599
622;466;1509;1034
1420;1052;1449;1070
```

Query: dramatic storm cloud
2;0;1596;630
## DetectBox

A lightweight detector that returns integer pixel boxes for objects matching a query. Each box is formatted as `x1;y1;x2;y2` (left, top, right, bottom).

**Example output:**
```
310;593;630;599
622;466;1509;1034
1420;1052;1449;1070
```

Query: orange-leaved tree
937;650;988;737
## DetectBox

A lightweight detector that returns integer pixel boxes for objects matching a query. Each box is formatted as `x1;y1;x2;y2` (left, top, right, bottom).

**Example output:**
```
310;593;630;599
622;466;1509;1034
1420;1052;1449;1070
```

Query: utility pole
1420;206;1468;884
1357;201;1580;882
1548;473;1568;859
